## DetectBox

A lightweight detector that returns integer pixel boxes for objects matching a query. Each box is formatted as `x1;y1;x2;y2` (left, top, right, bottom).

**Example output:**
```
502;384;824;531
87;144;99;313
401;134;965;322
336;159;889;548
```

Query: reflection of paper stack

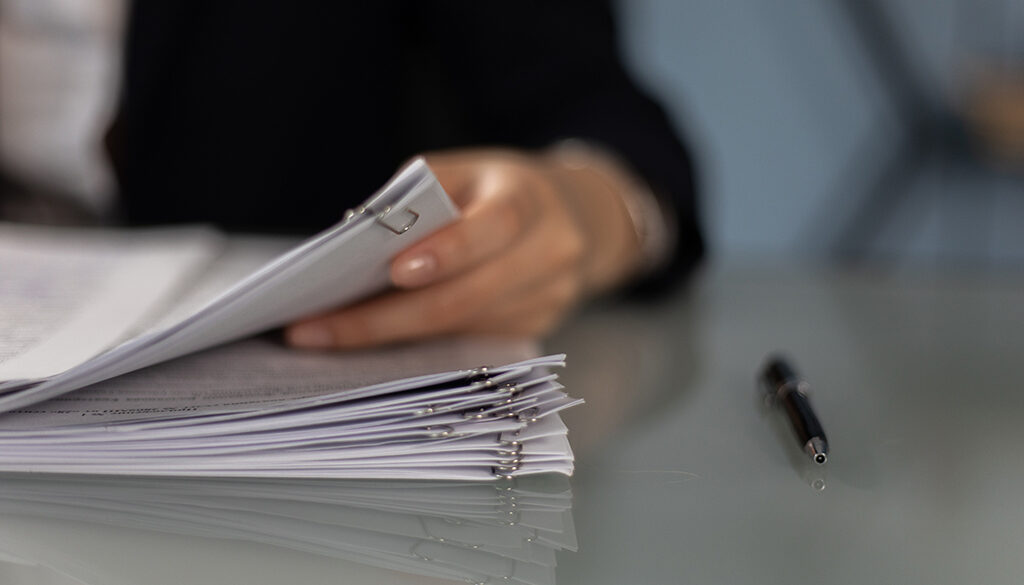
0;158;580;479
0;474;576;585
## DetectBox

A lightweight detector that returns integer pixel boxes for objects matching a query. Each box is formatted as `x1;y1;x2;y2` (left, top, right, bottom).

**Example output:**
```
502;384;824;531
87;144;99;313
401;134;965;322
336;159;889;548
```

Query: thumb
421;153;483;209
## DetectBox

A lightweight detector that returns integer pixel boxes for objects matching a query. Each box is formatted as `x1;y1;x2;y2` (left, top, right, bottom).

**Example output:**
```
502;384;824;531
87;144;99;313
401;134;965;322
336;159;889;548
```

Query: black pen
760;356;829;465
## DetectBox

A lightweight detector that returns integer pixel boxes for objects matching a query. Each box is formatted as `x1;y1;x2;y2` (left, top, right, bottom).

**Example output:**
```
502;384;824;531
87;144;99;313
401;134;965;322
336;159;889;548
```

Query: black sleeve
418;1;705;294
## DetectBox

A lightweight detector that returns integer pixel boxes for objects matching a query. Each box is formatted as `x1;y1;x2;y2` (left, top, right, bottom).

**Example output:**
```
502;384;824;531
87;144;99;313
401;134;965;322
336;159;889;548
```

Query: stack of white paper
0;160;581;480
0;337;578;479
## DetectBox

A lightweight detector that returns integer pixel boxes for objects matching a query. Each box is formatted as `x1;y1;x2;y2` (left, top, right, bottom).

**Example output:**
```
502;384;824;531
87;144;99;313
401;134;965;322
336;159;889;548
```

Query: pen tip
805;437;828;465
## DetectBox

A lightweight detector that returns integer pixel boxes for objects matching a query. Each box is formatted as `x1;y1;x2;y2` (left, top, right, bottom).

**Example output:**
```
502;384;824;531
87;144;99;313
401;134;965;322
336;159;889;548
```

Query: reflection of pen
760;356;829;465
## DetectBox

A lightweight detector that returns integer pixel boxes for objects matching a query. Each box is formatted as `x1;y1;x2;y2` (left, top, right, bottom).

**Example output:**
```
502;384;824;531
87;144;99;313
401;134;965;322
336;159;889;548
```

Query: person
0;1;704;349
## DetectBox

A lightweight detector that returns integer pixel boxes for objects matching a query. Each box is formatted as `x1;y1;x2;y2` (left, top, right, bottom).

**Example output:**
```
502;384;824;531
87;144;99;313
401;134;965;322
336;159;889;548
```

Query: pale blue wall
616;0;1024;267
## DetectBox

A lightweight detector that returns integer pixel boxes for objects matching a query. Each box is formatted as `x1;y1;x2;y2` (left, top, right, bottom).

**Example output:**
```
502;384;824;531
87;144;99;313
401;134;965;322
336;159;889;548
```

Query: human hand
285;148;644;349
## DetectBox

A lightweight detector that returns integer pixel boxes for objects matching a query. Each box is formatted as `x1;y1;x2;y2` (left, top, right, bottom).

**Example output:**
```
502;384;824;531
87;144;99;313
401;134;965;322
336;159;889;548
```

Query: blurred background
617;0;1024;270
4;0;1024;271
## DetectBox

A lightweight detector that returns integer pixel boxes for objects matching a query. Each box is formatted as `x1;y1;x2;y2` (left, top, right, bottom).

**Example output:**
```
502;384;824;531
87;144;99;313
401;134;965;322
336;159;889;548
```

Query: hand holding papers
0;160;580;479
286;149;649;349
0;158;460;406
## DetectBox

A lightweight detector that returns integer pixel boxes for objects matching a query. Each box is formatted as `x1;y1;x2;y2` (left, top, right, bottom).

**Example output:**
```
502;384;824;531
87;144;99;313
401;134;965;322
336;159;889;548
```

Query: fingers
287;267;577;348
463;275;581;337
421;150;528;206
286;151;595;350
287;275;490;349
390;182;538;288
287;217;582;349
421;153;479;206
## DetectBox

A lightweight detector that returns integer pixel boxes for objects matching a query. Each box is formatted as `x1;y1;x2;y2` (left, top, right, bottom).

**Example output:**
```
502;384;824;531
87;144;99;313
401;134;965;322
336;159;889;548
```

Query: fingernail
287;324;334;348
393;253;437;286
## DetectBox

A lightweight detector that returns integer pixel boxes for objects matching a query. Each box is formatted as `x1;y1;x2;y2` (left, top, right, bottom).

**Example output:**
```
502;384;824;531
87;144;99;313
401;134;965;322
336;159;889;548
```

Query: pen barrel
762;358;800;394
781;390;826;444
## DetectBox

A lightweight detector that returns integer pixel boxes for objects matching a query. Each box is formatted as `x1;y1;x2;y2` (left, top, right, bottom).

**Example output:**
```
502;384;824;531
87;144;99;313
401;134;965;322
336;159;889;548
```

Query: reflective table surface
4;261;1024;584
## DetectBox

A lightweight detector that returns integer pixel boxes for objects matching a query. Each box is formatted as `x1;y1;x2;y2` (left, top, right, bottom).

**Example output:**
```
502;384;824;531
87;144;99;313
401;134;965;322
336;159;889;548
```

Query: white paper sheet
0;336;539;428
0;160;581;481
0;335;577;479
0;159;460;412
0;224;220;381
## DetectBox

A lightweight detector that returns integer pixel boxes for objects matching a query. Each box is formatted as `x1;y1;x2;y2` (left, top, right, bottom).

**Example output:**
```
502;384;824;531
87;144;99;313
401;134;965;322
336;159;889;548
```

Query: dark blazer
112;1;704;291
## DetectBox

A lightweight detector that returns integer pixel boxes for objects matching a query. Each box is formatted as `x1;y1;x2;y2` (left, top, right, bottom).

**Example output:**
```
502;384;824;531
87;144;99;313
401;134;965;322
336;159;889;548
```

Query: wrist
543;142;652;295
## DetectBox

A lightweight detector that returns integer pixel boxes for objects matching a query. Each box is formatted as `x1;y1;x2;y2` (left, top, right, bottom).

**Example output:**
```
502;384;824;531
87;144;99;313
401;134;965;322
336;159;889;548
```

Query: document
0;158;459;409
0;225;219;383
0;159;581;480
0;336;540;427
0;342;578;479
